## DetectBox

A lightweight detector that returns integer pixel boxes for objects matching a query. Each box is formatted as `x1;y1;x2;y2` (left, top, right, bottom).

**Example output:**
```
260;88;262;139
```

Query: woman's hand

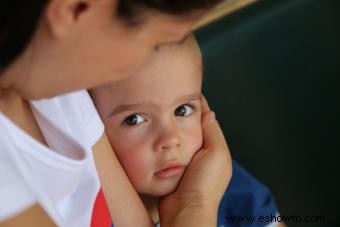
158;97;232;227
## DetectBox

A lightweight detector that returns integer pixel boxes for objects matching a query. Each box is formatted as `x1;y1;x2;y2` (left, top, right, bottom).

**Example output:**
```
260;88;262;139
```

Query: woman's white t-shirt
0;90;104;226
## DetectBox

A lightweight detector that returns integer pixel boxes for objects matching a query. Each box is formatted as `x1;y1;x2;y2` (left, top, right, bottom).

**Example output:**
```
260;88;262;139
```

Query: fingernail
202;95;209;106
208;111;216;122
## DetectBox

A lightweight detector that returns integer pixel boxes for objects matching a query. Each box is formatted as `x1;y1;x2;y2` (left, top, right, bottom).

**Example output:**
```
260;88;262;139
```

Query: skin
160;98;231;227
0;0;232;226
0;0;202;99
92;39;287;227
91;41;203;222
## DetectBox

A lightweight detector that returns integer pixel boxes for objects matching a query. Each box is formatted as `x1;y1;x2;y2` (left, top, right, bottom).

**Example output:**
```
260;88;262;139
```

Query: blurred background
194;0;340;226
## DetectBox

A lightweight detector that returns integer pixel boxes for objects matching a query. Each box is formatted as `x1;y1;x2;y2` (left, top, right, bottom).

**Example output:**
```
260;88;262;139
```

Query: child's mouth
154;165;185;179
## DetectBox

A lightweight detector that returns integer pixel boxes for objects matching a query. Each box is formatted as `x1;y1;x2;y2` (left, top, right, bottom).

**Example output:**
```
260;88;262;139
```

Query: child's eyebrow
109;102;155;116
109;94;202;116
175;93;202;104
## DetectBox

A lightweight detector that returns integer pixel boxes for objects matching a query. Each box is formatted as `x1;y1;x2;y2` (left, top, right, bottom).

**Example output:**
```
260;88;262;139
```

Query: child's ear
44;0;116;38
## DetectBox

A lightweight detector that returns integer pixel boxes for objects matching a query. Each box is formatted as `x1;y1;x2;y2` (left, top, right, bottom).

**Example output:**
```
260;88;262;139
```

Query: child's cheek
186;124;203;159
111;135;152;191
193;127;203;152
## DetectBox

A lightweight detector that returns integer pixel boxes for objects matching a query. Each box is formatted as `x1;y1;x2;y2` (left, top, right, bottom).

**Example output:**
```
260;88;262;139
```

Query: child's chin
148;184;178;197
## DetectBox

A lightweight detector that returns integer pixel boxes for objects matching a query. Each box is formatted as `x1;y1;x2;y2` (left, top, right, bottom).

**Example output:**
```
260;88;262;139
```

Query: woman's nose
154;127;181;152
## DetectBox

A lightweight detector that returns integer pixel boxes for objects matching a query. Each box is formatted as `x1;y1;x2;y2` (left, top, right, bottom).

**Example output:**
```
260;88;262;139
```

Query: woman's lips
154;164;185;179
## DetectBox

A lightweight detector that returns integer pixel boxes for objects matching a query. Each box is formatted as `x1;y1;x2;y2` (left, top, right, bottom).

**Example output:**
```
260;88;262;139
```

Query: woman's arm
159;97;232;227
0;204;56;227
92;133;153;227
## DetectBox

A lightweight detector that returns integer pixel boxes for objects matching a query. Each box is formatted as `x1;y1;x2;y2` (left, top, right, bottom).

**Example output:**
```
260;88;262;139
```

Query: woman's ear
44;0;90;37
44;0;115;38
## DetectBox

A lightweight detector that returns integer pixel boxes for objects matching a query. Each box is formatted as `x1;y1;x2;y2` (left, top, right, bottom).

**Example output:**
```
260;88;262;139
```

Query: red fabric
91;188;112;227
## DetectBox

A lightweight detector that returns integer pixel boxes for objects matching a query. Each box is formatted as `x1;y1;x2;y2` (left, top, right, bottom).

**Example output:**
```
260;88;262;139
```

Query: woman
0;0;231;226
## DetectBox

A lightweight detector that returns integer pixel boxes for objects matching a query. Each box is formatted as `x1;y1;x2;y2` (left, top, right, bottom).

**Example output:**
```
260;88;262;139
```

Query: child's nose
154;127;180;152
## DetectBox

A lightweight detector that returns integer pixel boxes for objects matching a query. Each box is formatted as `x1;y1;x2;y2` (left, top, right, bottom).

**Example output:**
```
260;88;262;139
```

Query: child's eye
174;104;194;117
123;114;146;126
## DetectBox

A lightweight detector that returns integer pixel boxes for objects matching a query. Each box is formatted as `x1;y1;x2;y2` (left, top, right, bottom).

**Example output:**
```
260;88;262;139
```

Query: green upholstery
195;0;340;226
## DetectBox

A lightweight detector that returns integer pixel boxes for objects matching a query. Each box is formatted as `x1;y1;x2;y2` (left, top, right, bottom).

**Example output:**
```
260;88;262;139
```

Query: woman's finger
201;95;228;150
201;95;211;114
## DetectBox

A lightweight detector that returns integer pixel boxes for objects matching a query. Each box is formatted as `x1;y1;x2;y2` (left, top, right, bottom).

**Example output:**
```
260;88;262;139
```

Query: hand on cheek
158;96;232;227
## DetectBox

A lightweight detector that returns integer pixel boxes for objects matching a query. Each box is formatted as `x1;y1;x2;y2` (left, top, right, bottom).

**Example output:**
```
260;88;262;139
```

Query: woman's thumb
201;96;228;150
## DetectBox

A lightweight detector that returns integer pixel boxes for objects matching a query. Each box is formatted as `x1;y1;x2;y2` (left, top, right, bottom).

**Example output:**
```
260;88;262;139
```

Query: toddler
90;34;281;227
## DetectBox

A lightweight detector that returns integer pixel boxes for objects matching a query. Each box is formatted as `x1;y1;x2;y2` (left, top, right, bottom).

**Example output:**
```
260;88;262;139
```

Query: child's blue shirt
217;160;278;227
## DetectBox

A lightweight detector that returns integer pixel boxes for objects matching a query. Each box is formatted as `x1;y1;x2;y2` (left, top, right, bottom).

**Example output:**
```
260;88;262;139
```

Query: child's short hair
183;33;201;60
185;33;203;77
168;33;202;71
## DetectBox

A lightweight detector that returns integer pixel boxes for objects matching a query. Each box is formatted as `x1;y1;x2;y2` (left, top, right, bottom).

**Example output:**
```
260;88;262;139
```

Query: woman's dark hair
0;0;222;70
0;0;48;70
117;0;223;25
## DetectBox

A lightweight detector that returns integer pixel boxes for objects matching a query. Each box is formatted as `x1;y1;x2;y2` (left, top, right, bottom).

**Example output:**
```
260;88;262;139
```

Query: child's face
92;43;202;196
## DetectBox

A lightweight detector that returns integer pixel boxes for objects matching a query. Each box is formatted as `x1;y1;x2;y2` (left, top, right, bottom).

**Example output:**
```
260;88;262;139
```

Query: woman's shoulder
31;89;104;146
0;90;102;225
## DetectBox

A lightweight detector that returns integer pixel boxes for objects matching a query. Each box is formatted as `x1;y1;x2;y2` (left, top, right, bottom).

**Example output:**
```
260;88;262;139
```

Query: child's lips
154;163;186;179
